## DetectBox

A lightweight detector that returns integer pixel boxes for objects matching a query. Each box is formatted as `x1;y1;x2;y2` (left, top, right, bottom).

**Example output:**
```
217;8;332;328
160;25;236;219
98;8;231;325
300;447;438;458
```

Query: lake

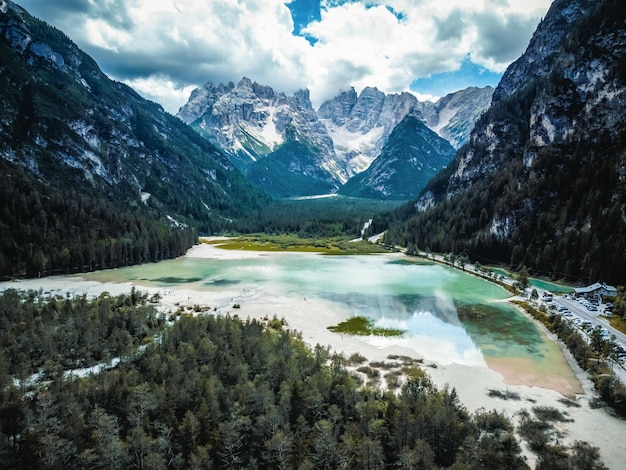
85;246;577;389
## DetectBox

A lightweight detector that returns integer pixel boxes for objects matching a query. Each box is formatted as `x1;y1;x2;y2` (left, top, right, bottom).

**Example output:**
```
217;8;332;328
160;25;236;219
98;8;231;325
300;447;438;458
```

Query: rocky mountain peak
294;88;313;109
177;77;493;197
339;110;456;200
420;86;494;149
177;77;343;195
493;0;594;101
317;86;420;175
317;87;358;125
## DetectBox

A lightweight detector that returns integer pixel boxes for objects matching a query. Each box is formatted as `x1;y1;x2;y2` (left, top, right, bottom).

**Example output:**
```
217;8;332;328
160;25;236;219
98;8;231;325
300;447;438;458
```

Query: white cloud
301;0;551;105
123;76;196;114
19;0;552;113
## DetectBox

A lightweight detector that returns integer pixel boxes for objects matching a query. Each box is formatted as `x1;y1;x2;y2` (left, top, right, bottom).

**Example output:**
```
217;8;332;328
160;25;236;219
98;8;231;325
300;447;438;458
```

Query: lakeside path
2;240;625;469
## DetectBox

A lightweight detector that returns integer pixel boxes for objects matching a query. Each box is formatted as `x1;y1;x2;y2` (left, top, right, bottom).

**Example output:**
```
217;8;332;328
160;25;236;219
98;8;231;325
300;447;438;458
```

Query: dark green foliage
380;126;626;284
246;140;337;198
550;314;626;417
0;293;611;469
0;161;197;277
531;406;571;424
519;407;608;470
234;195;402;238
612;286;626;318
0;289;162;377
455;409;526;470
537;441;608;470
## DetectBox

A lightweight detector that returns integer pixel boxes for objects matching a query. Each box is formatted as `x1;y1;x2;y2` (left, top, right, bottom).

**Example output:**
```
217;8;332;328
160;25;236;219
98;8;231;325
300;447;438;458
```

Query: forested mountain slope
339;112;456;200
382;0;626;285
0;1;265;278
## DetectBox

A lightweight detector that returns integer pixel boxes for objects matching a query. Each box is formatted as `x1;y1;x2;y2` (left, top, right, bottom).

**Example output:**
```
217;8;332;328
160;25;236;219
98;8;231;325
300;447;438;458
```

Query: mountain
179;80;492;199
0;1;265;278
383;0;626;285
335;87;492;200
317;86;418;176
419;86;494;149
339;111;456;200
177;78;341;197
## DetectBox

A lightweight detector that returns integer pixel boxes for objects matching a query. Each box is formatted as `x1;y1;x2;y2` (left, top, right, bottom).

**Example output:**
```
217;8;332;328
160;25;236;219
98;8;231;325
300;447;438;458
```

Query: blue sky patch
410;58;503;98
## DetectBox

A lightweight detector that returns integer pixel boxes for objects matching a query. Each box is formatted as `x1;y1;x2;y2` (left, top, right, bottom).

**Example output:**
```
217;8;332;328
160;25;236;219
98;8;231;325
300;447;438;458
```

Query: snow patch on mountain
320;119;385;175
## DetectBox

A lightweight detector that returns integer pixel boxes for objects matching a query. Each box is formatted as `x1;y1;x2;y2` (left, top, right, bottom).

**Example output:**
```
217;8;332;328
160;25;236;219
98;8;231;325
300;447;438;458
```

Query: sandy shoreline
2;241;625;469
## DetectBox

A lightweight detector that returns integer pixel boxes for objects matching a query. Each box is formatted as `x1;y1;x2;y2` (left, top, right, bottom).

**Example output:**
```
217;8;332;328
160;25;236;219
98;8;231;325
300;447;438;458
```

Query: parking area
542;292;626;364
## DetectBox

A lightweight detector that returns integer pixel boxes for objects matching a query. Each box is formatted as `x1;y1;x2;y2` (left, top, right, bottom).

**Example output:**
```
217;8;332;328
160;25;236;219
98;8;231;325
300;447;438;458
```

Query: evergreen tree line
1;7;267;281
0;162;197;279
377;130;626;285
234;197;401;240
548;313;626;417
0;292;607;469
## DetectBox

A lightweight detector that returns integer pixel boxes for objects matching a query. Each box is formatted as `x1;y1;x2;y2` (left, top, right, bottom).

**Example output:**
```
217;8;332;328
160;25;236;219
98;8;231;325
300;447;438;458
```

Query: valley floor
2;241;625;469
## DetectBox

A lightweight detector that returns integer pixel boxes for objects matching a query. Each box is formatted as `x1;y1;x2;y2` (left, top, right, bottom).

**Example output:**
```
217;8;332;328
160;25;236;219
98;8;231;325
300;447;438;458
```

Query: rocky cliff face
420;87;494;149
428;0;622;199
492;0;593;102
179;78;334;165
395;0;626;284
318;87;418;176
178;78;341;196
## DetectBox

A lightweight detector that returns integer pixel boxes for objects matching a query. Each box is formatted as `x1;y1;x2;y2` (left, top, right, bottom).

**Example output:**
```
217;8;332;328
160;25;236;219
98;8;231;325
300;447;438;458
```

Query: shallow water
87;251;575;382
490;267;574;293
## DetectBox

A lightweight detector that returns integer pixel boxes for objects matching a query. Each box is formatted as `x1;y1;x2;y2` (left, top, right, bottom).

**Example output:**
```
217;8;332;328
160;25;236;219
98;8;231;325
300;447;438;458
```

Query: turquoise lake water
87;251;573;376
490;267;574;293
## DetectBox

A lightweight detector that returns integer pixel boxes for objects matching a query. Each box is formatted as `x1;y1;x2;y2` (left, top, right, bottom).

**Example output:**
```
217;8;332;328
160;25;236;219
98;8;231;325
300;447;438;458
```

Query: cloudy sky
18;0;552;113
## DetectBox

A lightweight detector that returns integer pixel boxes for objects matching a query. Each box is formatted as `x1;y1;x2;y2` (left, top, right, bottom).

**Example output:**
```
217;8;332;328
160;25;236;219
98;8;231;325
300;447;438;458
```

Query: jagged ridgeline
0;2;266;278
381;0;626;285
178;76;493;200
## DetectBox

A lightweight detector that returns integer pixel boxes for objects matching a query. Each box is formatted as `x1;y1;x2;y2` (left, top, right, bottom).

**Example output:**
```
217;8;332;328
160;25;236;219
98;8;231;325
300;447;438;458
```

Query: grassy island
202;234;392;254
328;315;405;336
